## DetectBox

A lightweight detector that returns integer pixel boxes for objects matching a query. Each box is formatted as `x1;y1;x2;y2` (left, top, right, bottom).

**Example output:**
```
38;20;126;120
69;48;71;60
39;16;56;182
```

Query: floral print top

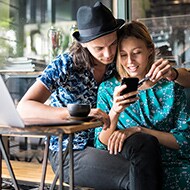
95;76;190;190
37;52;116;152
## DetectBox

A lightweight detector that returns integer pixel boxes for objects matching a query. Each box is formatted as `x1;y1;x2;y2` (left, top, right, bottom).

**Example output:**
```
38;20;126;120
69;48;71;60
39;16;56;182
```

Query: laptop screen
0;75;25;128
0;75;85;128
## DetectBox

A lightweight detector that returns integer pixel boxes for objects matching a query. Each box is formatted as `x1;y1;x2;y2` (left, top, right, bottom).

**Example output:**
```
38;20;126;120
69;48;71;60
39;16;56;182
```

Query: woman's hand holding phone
112;78;139;114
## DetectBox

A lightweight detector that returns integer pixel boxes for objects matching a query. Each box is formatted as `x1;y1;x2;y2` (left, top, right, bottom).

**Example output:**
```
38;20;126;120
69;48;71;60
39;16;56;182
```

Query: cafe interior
0;0;190;189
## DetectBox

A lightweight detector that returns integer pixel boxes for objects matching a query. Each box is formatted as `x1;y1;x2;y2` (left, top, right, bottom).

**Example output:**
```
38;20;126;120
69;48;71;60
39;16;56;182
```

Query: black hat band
79;20;117;37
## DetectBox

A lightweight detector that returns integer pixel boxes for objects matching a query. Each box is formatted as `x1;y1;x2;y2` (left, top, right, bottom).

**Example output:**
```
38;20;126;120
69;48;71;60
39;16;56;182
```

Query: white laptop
0;75;83;128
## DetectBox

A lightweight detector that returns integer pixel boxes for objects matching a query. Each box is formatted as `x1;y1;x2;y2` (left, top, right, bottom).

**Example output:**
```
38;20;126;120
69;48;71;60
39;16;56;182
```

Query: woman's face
119;36;151;80
82;32;118;65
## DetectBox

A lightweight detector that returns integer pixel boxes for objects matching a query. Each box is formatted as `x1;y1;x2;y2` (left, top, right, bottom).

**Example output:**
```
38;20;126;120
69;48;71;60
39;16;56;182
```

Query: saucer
69;116;95;122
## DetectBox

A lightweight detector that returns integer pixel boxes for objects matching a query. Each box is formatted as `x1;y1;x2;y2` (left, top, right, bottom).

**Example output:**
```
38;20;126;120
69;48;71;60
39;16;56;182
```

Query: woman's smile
127;65;139;72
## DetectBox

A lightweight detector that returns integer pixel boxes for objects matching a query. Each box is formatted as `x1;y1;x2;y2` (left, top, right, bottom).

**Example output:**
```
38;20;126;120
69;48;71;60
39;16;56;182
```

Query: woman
95;20;190;189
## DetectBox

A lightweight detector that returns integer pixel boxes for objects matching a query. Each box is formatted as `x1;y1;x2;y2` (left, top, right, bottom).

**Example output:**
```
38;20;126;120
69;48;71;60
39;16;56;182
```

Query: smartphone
120;77;139;96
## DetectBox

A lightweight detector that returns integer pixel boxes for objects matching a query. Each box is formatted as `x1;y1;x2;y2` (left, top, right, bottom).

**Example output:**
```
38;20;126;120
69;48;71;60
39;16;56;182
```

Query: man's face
82;32;118;65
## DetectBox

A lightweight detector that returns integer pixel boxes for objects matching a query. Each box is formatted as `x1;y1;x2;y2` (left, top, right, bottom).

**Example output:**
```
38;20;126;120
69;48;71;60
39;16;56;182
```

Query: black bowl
67;103;91;118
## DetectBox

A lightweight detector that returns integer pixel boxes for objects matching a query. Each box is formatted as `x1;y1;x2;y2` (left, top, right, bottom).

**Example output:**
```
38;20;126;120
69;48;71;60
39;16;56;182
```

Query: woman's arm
140;127;179;149
97;84;139;147
140;83;190;152
98;108;120;146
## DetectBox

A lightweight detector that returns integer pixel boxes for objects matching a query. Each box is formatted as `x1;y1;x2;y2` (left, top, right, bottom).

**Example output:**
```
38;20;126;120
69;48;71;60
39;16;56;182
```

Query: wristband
172;68;179;81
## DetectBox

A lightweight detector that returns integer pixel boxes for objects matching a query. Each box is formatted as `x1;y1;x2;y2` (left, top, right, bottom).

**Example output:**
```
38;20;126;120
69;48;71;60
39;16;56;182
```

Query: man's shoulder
55;52;73;65
49;52;74;72
101;76;118;88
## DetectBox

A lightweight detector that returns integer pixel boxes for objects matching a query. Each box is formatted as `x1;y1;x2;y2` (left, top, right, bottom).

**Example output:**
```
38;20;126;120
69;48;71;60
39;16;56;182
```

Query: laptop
0;75;83;128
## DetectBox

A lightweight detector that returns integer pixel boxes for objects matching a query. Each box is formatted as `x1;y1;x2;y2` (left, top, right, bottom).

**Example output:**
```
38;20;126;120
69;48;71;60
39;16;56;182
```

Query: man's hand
146;58;174;82
89;108;110;130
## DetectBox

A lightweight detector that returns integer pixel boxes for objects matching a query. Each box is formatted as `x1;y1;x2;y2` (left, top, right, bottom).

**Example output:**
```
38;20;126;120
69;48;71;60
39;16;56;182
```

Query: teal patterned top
95;76;190;190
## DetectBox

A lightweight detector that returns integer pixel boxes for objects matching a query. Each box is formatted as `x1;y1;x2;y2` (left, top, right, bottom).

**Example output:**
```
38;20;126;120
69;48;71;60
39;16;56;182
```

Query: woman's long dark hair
69;41;95;70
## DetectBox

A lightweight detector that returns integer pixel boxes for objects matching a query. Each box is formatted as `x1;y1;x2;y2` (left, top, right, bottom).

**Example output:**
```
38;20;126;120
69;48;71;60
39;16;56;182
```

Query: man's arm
175;68;190;88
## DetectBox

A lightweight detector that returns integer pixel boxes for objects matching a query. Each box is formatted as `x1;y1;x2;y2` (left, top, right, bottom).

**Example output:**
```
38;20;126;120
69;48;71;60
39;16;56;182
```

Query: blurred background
1;0;190;68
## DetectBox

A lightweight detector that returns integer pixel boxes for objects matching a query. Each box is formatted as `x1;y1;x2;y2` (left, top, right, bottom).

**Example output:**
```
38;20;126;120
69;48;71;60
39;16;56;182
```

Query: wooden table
0;120;102;190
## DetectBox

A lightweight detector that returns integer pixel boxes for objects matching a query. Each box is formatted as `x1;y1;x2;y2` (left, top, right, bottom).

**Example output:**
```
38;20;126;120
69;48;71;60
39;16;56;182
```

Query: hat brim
73;19;125;43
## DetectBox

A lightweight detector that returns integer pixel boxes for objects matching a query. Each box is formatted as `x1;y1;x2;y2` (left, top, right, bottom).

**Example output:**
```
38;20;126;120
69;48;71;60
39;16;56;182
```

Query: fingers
165;67;178;81
108;131;125;154
121;92;139;103
102;117;110;130
114;85;127;97
114;85;139;108
108;127;141;154
146;58;172;82
112;84;139;116
89;108;110;129
118;92;139;109
118;133;125;152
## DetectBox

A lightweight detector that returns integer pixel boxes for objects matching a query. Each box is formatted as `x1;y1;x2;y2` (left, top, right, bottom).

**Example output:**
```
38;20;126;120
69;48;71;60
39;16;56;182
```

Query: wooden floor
2;137;94;190
2;160;94;190
2;160;55;185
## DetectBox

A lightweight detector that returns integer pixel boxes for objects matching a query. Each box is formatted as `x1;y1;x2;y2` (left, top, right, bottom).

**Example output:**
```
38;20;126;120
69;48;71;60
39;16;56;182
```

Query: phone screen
120;77;139;96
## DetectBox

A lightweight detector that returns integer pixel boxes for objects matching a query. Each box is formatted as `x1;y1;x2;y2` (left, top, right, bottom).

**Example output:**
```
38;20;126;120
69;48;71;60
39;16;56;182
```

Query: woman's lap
49;146;130;190
49;133;162;190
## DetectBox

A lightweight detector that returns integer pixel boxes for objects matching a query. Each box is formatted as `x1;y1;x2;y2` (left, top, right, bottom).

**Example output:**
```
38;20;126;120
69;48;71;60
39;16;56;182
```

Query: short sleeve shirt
38;52;116;151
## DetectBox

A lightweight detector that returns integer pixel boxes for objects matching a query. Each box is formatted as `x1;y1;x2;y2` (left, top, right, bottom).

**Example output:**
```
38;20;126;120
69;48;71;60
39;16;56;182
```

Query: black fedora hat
73;1;125;43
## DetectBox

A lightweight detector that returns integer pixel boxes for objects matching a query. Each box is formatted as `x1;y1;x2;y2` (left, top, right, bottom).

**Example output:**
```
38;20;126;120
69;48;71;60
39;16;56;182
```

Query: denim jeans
49;132;162;190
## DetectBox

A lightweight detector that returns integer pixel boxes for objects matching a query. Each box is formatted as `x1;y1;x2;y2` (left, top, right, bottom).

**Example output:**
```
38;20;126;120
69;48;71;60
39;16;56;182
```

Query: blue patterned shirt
38;52;116;152
95;76;190;189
